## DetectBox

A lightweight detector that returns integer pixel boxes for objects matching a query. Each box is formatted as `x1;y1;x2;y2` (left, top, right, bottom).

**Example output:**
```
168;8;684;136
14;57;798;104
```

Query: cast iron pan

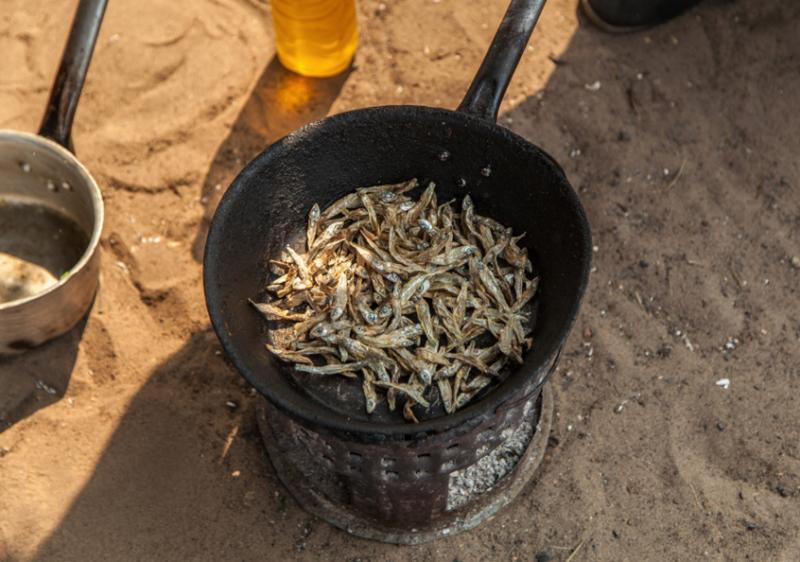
204;0;591;439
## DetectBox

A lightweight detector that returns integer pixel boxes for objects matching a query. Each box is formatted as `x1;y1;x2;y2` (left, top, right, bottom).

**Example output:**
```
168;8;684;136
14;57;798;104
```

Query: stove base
257;383;553;545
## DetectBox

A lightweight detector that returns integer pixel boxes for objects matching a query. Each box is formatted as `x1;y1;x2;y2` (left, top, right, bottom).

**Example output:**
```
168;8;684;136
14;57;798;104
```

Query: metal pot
0;0;108;354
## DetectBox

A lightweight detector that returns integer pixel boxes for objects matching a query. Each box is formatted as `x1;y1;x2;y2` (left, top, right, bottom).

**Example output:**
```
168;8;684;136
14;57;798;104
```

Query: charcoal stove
257;381;553;544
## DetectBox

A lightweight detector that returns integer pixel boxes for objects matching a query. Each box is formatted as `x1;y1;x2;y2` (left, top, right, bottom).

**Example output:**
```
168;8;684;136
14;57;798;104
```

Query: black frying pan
204;0;591;438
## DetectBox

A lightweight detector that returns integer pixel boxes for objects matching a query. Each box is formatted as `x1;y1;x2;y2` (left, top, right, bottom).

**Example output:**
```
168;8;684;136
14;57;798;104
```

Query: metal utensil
0;0;108;354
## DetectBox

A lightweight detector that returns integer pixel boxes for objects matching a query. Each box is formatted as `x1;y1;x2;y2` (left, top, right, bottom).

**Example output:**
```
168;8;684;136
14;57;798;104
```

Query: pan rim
204;104;592;439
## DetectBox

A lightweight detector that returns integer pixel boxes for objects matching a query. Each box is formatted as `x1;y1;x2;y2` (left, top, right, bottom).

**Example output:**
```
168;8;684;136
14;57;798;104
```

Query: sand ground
1;0;799;560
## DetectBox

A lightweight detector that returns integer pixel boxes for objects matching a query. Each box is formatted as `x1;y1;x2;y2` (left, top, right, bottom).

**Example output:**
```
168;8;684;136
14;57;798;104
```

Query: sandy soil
1;0;799;560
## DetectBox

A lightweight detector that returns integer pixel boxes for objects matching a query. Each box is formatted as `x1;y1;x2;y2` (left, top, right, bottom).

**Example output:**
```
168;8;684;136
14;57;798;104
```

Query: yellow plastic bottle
270;0;359;78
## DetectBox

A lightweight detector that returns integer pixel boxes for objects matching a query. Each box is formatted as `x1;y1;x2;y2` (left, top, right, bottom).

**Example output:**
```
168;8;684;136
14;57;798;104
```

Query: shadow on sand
191;55;351;262
0;317;86;433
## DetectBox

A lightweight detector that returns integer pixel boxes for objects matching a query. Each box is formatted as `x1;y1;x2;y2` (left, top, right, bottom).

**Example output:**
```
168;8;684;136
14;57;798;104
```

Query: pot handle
39;0;109;152
457;0;546;123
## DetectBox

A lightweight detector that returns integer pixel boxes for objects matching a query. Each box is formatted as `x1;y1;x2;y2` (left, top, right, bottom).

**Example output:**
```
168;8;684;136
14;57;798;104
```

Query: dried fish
464;374;492;393
437;378;454;414
415;298;437;343
400;272;435;304
445;352;496;375
473;258;510;310
286;246;312;285
417;364;434;386
295;361;366;376
360;324;422;348
454;282;468;328
362;368;378;414
403;399;419;423
351;243;405;276
321;192;360;221
251;300;310;321
256;179;539;421
311;220;346;251
266;344;314;365
307;203;321;248
355;294;379;324
374;381;430;408
418;218;438;237
330;272;348;321
454;386;481;410
511;276;539;312
416;347;451;366
430;245;477;266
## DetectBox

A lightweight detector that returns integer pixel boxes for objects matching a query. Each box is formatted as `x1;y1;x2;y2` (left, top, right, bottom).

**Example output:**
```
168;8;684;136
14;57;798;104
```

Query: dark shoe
580;0;702;32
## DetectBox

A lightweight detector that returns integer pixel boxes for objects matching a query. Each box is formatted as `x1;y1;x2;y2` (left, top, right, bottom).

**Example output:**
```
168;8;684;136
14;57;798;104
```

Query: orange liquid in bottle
271;0;359;78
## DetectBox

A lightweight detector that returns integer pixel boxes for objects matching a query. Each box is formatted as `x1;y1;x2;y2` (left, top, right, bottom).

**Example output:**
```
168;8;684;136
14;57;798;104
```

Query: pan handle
457;0;546;123
38;0;109;152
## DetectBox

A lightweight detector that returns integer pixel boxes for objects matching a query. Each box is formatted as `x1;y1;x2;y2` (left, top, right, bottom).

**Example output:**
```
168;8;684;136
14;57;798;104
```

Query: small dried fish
403;399;419;423
307;203;321;248
454;386;481;410
436;361;462;380
286;246;312;285
475;259;508;310
445;352;496;374
416;298;437;343
311;220;346;251
330;272;348;321
295;344;338;355
437;378;454;414
417;364;434;386
355;294;379;324
358;178;418;195
416;347;451;366
374;381;430;408
351;243;405;276
430;245;477;266
295;361;366;376
251;300;310;321
257;179;538;422
464;374;492;392
418;218;438;237
454;282;468;328
400;272;435;304
321;192;360;221
511;277;539;312
266;344;314;365
362;368;378;414
359;324;422;348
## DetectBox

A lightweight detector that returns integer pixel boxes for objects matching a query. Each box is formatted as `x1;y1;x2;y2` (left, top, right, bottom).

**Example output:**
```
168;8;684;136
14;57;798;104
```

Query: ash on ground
446;399;537;512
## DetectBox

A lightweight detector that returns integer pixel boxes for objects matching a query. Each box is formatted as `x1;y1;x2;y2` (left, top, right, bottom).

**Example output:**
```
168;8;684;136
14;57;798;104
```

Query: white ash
446;399;537;511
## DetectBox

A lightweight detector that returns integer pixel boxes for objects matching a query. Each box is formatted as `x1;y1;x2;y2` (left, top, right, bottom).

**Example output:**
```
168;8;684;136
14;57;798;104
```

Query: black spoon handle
457;0;546;123
39;0;109;152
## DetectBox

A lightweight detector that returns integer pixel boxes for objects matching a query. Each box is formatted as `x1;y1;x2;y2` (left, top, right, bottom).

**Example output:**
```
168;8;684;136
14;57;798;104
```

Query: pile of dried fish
253;179;538;422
